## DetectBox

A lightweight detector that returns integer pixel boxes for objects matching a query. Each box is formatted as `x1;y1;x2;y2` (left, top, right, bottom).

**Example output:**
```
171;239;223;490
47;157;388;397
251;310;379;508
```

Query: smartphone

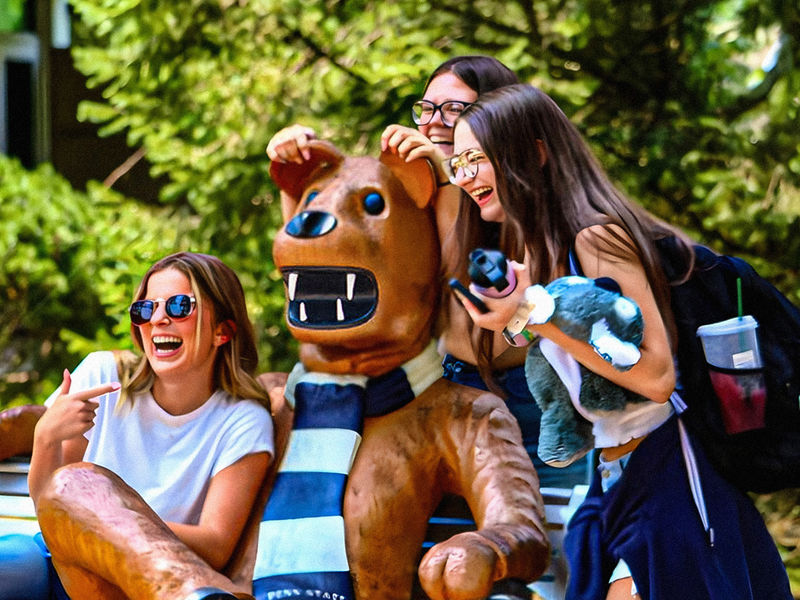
448;278;489;314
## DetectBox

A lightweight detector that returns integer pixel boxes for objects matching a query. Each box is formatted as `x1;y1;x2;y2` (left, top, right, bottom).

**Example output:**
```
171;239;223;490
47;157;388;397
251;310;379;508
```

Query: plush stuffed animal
521;276;649;467
30;141;550;600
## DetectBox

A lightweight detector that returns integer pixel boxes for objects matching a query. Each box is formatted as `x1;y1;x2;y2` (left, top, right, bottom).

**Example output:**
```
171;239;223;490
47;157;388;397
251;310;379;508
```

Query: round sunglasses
129;294;196;326
442;148;488;184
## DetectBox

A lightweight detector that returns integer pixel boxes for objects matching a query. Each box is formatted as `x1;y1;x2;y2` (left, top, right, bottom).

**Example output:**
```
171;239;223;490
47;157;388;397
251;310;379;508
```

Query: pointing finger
60;369;71;395
72;381;121;404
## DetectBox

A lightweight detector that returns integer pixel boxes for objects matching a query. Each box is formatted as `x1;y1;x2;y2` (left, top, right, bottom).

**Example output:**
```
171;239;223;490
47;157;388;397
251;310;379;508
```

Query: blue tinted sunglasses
129;294;196;326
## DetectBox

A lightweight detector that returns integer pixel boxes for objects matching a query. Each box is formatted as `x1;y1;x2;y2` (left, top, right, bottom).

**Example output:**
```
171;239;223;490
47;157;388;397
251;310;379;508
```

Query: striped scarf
252;342;440;600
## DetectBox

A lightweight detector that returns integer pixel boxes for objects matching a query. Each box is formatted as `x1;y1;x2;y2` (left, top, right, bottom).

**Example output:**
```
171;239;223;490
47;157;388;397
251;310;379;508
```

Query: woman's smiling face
137;267;220;384
417;72;479;156
452;121;505;223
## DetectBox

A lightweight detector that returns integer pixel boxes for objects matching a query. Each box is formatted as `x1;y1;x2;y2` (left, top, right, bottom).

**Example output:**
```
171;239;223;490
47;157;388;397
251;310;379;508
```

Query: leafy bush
1;155;190;405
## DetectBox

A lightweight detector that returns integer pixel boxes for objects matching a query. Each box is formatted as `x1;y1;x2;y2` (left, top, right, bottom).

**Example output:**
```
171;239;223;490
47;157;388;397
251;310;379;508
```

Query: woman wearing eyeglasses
6;251;274;600
446;83;792;600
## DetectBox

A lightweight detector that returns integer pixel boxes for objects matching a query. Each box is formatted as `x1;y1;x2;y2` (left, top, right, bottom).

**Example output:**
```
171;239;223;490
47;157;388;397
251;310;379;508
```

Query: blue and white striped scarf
252;342;440;600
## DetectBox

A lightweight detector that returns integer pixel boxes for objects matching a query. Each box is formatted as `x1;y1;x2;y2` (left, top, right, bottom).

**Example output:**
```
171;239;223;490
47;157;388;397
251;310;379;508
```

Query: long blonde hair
118;252;269;409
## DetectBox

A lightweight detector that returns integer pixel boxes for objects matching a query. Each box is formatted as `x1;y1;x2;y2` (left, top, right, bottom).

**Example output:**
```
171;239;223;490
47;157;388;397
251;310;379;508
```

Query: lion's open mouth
281;267;377;329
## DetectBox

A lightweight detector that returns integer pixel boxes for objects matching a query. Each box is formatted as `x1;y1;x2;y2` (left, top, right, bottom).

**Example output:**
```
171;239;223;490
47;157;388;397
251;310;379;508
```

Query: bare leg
607;577;641;600
36;462;253;600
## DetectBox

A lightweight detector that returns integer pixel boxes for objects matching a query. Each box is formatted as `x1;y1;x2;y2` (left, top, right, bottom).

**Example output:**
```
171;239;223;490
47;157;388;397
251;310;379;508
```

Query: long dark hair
428;56;520;273
455;84;694;379
121;252;270;409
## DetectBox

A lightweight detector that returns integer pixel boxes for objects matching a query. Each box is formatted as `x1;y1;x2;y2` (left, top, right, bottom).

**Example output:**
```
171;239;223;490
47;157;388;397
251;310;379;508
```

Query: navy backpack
657;237;800;493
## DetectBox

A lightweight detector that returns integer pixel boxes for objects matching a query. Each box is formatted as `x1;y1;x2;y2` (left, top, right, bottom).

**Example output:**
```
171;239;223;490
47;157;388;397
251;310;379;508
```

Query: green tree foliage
7;0;799;394
66;0;799;299
0;154;189;404
0;0;26;31
3;0;797;395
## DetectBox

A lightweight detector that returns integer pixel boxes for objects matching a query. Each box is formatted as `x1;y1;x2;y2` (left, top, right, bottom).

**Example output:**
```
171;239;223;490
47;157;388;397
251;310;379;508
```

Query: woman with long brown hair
447;83;791;600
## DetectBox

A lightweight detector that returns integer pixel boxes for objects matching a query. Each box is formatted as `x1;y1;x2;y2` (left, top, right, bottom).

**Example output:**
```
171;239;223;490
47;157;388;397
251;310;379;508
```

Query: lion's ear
269;141;345;218
379;151;437;209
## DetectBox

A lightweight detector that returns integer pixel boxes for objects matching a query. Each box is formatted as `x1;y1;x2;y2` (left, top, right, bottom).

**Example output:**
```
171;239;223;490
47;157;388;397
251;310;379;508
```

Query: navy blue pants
564;415;792;600
442;354;591;489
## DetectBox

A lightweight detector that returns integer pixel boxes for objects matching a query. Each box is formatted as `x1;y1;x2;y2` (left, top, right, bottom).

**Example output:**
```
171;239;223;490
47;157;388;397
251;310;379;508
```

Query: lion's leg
51;562;128;599
36;462;251;600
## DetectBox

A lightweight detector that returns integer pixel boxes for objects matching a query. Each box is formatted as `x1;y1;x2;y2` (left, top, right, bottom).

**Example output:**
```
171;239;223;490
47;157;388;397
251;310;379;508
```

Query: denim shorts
441;354;591;489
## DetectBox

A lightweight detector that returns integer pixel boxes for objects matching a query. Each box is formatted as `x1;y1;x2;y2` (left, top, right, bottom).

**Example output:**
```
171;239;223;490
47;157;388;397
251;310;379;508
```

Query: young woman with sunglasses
446;83;791;600
3;251;273;600
266;56;590;491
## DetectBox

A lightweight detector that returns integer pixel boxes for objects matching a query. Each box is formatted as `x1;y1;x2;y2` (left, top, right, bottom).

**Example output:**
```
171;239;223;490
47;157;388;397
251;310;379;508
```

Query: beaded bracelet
502;327;534;347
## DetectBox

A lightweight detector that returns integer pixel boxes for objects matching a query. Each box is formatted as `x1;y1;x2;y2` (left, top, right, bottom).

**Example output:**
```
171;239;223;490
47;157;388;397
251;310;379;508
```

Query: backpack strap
675;407;715;547
568;247;583;277
668;389;688;414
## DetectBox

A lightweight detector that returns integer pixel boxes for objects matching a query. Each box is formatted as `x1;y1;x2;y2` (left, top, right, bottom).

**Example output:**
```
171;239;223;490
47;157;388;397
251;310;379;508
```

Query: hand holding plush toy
524;275;643;370
521;275;650;466
465;250;649;468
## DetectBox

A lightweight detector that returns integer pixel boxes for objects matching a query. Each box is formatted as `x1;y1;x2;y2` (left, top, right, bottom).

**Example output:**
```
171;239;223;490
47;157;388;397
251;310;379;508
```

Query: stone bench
0;455;586;600
0;457;38;537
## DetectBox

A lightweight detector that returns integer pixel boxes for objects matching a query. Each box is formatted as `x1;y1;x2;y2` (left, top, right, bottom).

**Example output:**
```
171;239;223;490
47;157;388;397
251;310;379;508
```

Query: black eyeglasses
129;294;196;326
411;100;472;127
443;148;488;184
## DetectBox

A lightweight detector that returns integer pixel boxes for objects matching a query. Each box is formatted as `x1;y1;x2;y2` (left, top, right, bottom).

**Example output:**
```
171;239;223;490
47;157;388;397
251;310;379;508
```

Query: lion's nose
285;211;337;238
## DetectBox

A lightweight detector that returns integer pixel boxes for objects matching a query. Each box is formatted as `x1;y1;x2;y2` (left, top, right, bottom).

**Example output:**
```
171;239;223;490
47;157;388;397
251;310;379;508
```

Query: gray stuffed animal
521;276;649;467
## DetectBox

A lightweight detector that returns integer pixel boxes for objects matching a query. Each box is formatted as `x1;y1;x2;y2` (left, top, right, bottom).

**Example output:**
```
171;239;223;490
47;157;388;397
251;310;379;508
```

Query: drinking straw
737;277;746;356
737;277;743;319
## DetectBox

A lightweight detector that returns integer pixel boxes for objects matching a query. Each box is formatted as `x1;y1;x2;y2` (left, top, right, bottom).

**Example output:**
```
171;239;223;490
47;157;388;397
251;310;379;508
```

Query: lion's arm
424;385;550;593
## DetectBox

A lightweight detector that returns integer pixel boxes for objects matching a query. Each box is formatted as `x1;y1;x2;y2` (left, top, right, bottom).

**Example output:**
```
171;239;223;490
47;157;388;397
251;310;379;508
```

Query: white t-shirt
46;351;274;524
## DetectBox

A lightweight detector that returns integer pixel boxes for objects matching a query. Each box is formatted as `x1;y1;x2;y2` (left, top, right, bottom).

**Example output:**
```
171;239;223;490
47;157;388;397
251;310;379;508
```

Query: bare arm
266;124;318;223
28;370;116;505
459;225;675;403
166;451;271;570
560;225;675;401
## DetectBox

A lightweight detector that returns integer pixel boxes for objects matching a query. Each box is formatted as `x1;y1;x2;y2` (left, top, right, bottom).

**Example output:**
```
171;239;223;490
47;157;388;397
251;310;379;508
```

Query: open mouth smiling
472;186;493;204
152;335;183;354
282;267;377;329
